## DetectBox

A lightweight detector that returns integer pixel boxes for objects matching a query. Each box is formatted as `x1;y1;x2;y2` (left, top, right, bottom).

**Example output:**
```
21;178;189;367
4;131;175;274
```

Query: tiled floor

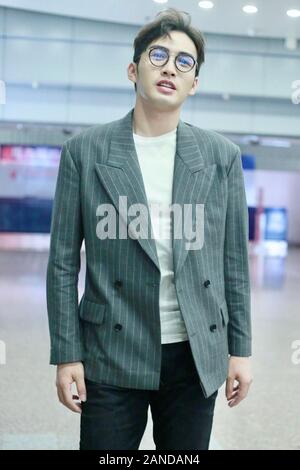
0;245;299;450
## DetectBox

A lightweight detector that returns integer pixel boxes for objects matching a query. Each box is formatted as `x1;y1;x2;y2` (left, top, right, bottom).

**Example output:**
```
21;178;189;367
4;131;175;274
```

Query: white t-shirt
133;127;189;344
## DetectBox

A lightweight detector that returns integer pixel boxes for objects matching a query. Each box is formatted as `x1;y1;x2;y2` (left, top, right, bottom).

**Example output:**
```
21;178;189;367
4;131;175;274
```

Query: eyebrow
149;44;196;59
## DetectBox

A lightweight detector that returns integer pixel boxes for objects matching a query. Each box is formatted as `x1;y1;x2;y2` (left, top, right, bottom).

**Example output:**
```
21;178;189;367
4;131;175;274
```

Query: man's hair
132;8;205;92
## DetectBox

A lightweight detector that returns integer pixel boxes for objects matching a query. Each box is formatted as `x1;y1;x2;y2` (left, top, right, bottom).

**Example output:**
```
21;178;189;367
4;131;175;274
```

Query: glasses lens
149;47;168;66
149;47;195;72
176;54;194;72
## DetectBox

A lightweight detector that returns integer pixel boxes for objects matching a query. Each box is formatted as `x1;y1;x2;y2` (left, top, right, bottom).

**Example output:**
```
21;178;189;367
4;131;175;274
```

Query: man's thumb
226;376;235;399
76;377;87;402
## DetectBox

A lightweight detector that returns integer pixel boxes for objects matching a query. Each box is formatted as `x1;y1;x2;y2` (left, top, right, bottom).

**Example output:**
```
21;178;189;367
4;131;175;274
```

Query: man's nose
161;62;177;76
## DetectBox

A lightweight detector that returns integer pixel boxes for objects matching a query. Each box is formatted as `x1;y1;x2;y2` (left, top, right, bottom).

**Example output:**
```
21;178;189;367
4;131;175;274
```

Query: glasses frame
147;45;198;74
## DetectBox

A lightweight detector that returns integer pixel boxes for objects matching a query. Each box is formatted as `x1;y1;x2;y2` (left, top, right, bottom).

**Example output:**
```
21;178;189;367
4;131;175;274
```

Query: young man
46;8;253;450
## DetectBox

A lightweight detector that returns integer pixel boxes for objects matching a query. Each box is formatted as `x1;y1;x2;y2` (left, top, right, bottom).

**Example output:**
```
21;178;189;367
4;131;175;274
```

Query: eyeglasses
148;45;198;74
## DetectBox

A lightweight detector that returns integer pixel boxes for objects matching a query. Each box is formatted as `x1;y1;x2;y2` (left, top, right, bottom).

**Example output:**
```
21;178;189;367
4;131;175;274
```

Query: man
46;8;252;450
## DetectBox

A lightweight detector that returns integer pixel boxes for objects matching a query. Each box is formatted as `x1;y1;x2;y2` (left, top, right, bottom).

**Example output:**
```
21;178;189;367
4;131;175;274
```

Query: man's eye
178;55;193;66
153;51;166;59
151;49;167;59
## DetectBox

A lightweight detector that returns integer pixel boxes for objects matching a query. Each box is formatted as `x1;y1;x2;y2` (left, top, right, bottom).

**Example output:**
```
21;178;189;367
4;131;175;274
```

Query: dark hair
132;8;205;92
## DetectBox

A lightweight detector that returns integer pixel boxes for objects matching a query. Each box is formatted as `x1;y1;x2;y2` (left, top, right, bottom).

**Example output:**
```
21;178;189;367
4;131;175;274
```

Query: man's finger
226;384;239;400
76;376;87;402
57;386;64;405
228;380;250;407
227;390;239;400
238;379;250;399
225;377;235;399
229;394;243;407
59;381;82;413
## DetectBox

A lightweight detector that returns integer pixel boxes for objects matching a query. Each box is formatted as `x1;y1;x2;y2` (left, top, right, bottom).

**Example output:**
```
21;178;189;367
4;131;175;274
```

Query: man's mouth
156;81;176;94
156;80;176;90
158;84;174;89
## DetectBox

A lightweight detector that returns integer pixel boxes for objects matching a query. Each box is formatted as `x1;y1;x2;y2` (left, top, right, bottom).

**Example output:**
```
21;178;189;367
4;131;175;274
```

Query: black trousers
80;339;218;450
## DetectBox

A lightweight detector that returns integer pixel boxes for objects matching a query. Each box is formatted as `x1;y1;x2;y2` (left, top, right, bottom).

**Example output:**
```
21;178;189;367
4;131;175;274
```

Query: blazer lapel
172;121;217;276
94;108;160;272
94;107;217;276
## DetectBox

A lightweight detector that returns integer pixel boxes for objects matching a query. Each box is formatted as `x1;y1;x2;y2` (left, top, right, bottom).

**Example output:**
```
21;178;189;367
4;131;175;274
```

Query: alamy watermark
291;340;300;365
0;80;6;105
0;340;6;365
291;80;300;104
95;197;205;251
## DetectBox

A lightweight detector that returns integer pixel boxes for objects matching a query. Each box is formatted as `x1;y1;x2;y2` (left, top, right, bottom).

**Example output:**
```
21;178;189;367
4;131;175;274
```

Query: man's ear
188;76;199;96
127;62;137;85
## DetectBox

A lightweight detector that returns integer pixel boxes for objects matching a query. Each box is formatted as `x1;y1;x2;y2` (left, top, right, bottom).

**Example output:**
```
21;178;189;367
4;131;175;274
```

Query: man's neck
132;103;180;137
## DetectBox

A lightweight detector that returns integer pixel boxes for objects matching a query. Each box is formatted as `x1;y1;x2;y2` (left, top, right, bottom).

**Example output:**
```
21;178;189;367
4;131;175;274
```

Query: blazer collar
95;107;215;275
106;107;205;173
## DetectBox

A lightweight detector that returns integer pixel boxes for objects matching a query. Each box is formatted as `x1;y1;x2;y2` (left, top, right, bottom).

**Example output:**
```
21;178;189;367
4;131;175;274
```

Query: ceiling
1;0;300;40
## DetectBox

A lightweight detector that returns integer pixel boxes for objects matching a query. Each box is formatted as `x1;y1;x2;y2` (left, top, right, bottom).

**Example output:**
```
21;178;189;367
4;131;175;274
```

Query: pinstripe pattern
46;107;251;398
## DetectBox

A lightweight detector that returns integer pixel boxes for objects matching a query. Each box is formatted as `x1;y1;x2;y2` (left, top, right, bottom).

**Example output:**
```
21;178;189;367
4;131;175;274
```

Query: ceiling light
198;1;214;9
153;0;168;3
287;9;300;18
243;5;258;14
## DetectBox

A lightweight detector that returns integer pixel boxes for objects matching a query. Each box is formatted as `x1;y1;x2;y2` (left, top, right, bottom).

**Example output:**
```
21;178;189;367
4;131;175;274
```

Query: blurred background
0;0;299;450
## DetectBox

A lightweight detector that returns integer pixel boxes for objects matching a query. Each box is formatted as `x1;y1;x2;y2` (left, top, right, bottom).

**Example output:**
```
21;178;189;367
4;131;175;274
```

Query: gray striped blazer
46;107;251;398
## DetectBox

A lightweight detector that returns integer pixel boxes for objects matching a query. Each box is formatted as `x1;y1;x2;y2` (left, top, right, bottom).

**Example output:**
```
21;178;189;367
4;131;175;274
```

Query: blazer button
203;280;211;288
210;324;217;332
114;280;123;288
114;323;122;331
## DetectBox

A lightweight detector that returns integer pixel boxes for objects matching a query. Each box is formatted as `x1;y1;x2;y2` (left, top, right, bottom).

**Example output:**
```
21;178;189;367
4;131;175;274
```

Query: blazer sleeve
46;142;84;365
224;146;252;357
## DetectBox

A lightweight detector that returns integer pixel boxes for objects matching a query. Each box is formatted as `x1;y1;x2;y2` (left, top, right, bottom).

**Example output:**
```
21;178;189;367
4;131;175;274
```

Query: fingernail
80;395;86;402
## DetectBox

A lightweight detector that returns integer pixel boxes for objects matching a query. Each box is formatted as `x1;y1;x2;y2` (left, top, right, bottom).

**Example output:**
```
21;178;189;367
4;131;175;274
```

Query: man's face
128;30;199;110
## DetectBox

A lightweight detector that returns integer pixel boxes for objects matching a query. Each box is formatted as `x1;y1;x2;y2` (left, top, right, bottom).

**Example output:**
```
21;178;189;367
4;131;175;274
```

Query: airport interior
0;0;300;450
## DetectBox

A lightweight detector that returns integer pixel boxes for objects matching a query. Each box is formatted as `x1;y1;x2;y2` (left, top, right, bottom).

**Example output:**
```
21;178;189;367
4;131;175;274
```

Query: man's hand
56;362;86;413
226;356;253;407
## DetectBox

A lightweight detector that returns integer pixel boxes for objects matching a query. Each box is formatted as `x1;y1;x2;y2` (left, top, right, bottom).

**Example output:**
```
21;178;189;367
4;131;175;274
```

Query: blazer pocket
219;300;229;327
79;297;106;325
